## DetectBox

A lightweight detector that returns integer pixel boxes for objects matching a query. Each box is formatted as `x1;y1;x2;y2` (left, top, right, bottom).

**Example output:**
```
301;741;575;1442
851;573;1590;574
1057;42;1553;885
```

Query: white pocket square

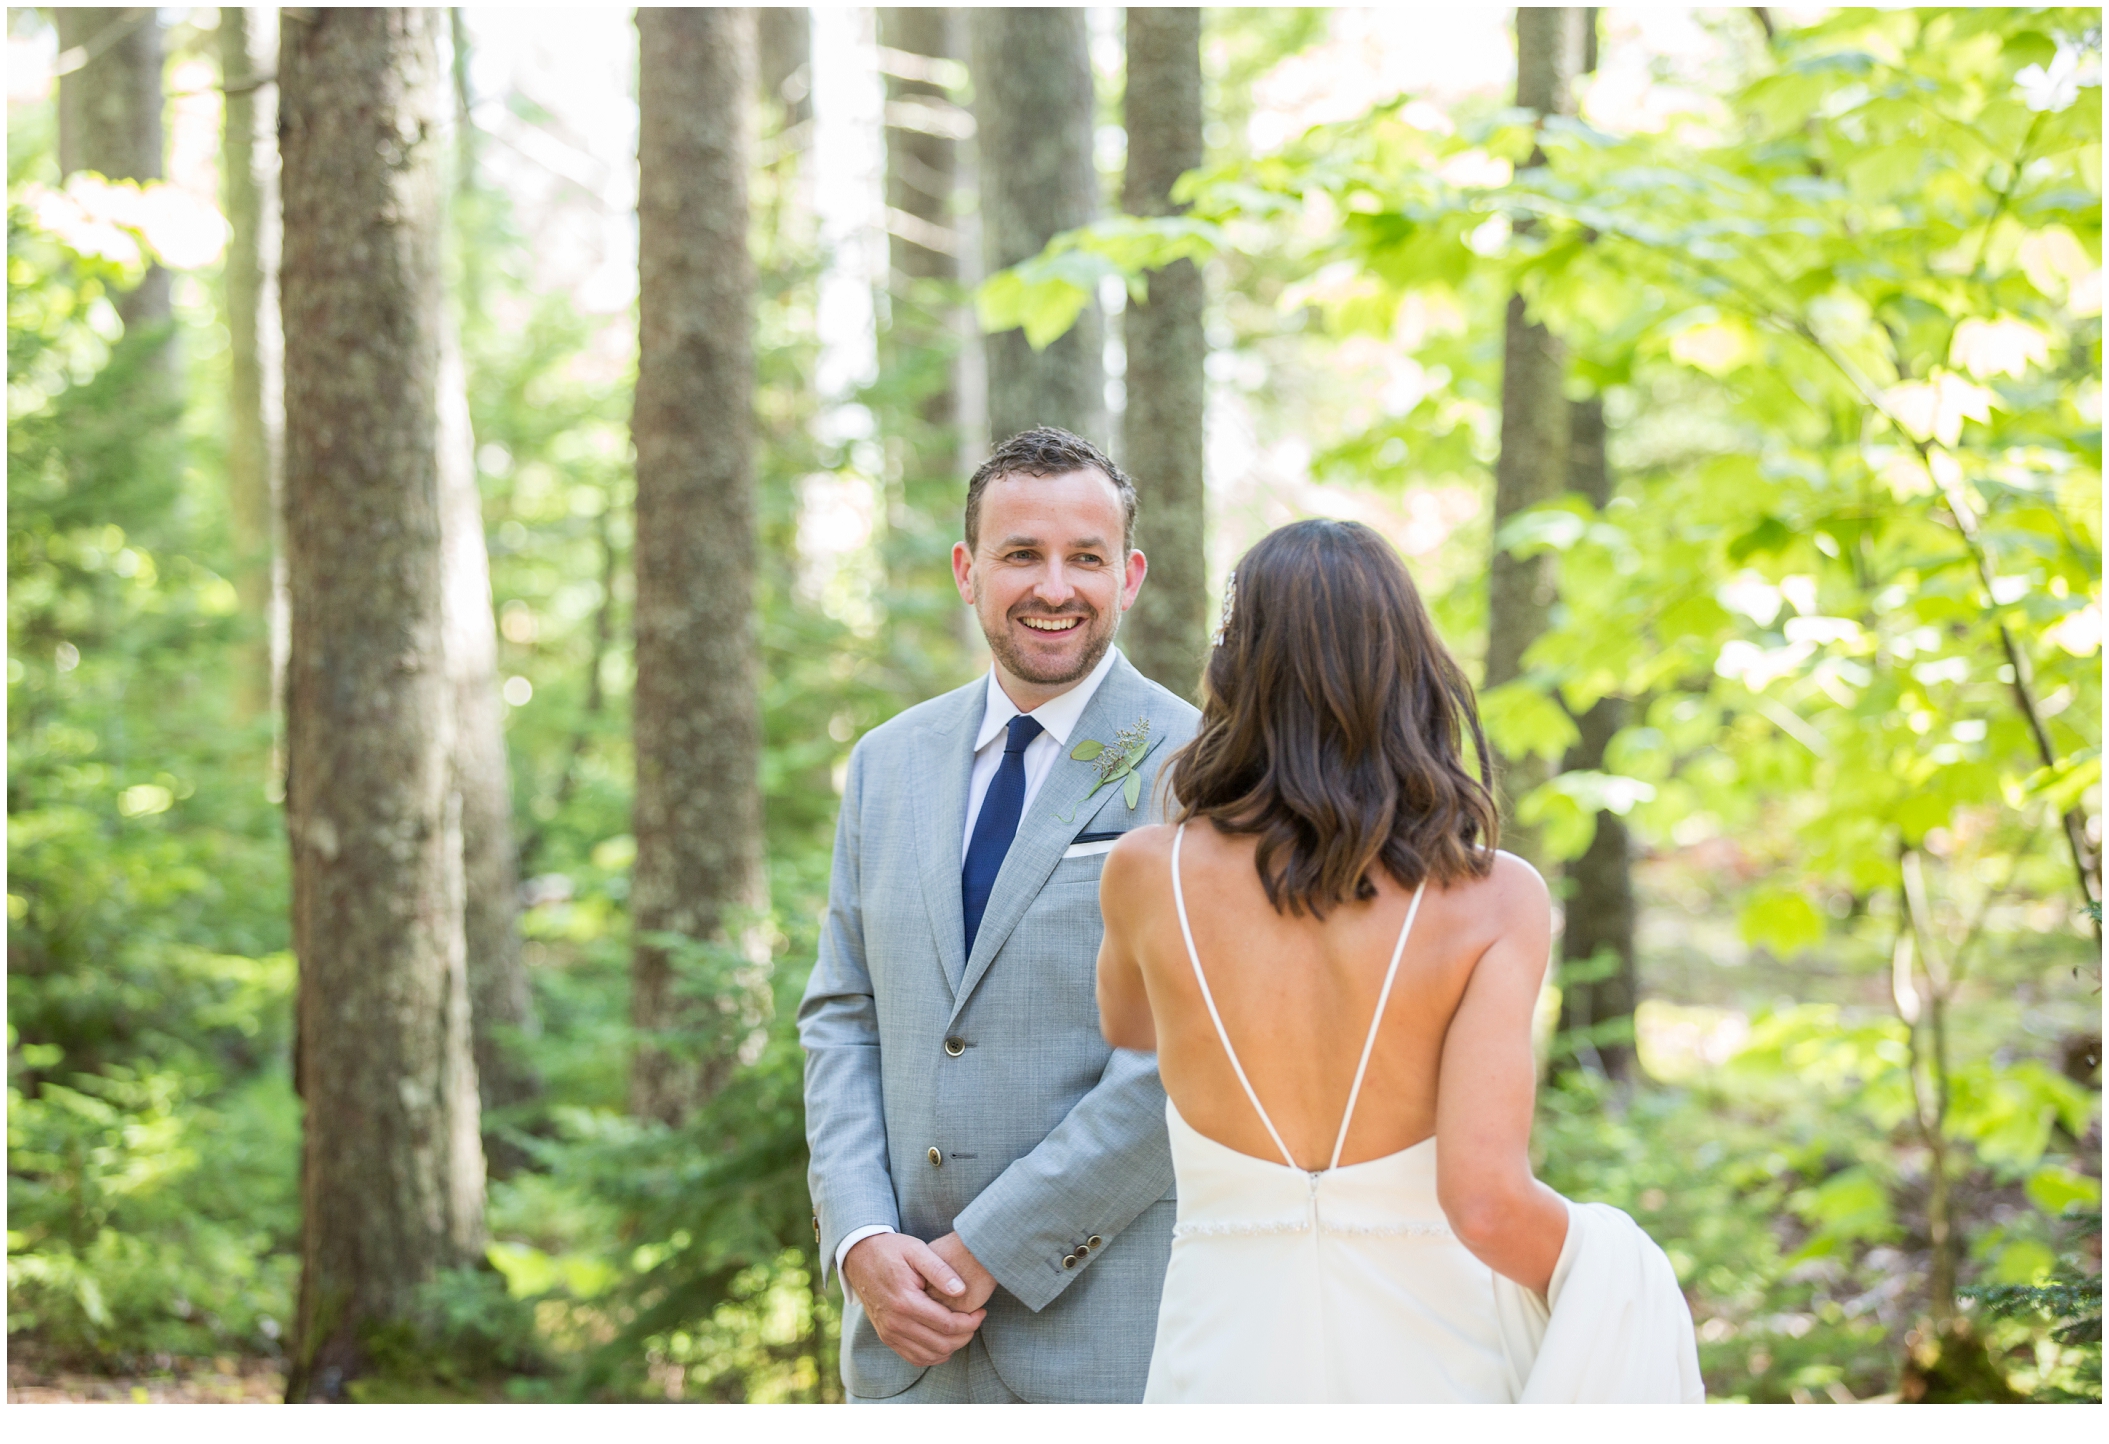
1062;840;1118;859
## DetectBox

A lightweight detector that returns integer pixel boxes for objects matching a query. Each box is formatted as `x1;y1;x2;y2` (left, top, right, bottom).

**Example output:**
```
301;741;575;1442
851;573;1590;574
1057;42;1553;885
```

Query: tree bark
631;8;768;1126
220;7;285;750
878;8;969;669
1120;7;1207;699
439;319;538;1151
438;4;535;1148
758;5;813;133
279;8;483;1401
52;7;169;336
1554;397;1639;1081
882;7;959;313
969;7;1106;447
1485;6;1587;864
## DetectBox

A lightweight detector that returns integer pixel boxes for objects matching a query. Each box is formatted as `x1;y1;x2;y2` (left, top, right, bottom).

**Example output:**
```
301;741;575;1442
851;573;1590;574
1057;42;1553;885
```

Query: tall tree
1553;397;1639;1079
1120;7;1207;698
52;7;169;336
278;9;484;1401
220;7;284;744
881;7;959;439
439;320;538;1148
631;8;768;1125
757;5;813;134
438;5;538;1160
970;7;1105;445
1543;11;1637;1079
1485;5;1588;864
877;8;972;673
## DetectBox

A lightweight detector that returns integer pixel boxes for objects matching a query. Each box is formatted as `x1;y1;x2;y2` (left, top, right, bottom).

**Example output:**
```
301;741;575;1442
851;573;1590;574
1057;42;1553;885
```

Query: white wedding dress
1144;825;1704;1404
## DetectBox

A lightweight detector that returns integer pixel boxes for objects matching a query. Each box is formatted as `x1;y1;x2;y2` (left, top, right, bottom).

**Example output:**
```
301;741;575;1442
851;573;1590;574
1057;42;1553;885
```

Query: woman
1097;519;1670;1403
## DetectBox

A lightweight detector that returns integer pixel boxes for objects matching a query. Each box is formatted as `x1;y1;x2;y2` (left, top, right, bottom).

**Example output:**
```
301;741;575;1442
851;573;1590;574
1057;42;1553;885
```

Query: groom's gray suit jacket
799;651;1199;1402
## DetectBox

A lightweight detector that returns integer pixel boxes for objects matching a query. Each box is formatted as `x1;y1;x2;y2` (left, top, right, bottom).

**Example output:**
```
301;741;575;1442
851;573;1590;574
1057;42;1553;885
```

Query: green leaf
1124;769;1142;811
1493;501;1590;558
1479;681;1582;763
1794;1167;1895;1245
2025;1166;2102;1217
1739;889;1826;955
1070;739;1105;761
1727;516;1794;562
974;268;1092;350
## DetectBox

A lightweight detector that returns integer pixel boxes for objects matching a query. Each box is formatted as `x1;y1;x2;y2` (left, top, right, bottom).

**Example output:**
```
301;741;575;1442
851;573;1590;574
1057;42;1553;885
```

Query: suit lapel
949;656;1146;1020
912;681;982;996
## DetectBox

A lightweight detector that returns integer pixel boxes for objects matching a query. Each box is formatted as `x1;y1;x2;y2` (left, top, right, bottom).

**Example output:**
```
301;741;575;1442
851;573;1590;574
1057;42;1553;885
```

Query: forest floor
6;1349;285;1403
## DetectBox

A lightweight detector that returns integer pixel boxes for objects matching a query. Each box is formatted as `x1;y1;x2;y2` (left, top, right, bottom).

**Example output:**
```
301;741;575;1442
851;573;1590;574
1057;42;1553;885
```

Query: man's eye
1074;554;1104;567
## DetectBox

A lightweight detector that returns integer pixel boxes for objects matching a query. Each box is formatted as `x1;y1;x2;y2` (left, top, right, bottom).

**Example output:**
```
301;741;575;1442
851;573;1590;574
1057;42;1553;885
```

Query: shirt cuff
835;1223;896;1278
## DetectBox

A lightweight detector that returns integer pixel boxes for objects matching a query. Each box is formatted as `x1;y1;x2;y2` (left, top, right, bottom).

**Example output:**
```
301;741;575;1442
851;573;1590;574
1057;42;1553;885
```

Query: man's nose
1034;561;1076;607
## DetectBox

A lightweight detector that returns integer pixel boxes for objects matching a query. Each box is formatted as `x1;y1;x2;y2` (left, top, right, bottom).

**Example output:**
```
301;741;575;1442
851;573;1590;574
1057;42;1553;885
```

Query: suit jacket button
944;1036;966;1057
1087;1235;1103;1249
1061;1253;1078;1269
927;1147;943;1167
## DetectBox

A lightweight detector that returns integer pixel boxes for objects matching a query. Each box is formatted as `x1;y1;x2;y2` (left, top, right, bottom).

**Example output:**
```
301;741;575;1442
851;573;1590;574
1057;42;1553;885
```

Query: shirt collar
974;644;1122;752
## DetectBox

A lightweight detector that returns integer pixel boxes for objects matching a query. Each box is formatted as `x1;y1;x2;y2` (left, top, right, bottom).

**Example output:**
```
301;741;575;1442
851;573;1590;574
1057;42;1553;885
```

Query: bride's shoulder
1099;824;1177;922
1105;821;1178;870
1445;848;1550;916
1484;848;1548;899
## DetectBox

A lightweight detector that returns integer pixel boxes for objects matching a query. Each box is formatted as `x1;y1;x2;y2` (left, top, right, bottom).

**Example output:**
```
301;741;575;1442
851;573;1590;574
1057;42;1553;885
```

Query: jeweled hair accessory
1211;570;1237;647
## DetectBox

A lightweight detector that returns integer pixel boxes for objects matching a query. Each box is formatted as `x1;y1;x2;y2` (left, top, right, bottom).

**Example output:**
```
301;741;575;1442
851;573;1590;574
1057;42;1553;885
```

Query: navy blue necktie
962;713;1044;957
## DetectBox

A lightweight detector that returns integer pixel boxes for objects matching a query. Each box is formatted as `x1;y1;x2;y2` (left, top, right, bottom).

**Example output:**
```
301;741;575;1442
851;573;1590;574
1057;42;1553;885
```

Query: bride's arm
1433;854;1570;1296
1095;831;1159;1052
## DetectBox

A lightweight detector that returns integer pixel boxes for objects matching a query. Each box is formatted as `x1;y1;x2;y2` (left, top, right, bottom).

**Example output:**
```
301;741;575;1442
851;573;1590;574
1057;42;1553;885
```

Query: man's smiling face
952;468;1147;708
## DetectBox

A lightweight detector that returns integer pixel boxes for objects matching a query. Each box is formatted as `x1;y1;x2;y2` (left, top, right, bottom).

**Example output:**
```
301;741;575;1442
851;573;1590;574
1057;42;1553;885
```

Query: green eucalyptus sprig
1069;716;1159;812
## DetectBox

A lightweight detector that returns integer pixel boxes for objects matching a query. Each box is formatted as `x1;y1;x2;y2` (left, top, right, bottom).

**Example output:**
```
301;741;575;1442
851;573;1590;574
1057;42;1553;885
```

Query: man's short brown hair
964;427;1138;554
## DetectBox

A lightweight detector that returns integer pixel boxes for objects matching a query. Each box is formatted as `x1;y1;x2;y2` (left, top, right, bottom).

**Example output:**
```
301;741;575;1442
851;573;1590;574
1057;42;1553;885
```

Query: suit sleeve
797;741;899;1289
950;729;1184;1313
950;1043;1173;1312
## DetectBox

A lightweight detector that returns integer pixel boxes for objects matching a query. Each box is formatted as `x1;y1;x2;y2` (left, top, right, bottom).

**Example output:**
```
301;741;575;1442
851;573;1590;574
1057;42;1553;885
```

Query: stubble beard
977;590;1119;688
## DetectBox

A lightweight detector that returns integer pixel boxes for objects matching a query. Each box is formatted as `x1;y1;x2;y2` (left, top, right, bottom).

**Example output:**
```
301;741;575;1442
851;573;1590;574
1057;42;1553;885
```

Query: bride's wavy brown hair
1166;519;1498;917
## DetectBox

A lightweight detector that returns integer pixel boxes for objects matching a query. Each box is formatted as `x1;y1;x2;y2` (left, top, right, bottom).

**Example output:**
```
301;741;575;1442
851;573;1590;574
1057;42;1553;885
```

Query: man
800;428;1201;1403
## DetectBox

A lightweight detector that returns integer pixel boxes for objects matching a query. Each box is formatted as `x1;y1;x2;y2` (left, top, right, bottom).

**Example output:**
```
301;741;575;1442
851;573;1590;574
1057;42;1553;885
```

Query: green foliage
1962;1208;2103;1402
9;182;300;1367
1543;1000;2099;1402
989;11;2102;934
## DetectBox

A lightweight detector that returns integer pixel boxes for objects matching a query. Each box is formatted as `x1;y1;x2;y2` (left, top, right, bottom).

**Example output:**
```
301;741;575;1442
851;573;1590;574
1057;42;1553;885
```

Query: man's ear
952;540;976;605
1120;547;1148;611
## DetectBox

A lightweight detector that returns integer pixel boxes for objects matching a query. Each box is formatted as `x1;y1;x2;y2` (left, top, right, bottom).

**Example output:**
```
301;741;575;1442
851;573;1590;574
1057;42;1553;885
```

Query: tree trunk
279;8;483;1401
220;8;285;757
878;7;968;675
438;4;536;1151
881;6;959;358
1120;7;1207;699
1554;397;1639;1081
439;319;538;1153
53;7;169;336
758;5;813;133
1485;6;1587;864
631;8;768;1126
969;7;1105;446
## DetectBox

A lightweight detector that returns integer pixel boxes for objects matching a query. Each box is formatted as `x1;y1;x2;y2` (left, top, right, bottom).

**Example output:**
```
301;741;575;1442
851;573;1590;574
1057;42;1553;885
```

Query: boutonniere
1067;716;1160;814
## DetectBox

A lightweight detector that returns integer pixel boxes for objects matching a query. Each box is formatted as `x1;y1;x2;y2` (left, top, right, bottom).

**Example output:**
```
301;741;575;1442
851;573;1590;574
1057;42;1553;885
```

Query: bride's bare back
1100;819;1548;1169
1099;817;1565;1292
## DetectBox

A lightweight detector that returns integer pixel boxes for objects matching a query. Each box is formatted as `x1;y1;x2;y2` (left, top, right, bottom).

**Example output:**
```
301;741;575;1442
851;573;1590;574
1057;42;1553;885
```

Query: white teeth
1021;617;1081;631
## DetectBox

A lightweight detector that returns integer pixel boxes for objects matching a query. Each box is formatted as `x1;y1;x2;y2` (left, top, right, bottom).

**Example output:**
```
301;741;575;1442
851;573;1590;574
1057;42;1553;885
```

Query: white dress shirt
835;645;1122;1277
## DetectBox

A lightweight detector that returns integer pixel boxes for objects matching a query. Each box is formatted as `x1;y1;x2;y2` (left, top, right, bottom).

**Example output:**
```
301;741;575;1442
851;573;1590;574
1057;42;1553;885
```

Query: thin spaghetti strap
1328;879;1429;1170
1171;824;1301;1171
